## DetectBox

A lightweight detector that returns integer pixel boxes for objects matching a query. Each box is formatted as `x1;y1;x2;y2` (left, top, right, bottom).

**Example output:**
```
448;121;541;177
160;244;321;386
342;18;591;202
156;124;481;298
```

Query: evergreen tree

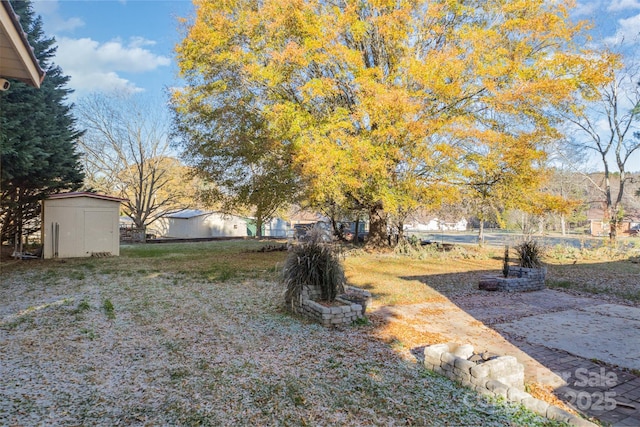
0;0;84;244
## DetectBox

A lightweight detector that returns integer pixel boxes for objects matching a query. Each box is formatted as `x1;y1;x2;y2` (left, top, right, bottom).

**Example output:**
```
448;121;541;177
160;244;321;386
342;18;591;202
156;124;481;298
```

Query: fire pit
479;266;546;292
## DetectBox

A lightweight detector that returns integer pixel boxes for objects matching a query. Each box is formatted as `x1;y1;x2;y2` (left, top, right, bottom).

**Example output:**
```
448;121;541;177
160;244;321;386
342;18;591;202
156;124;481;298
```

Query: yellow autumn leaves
172;0;614;238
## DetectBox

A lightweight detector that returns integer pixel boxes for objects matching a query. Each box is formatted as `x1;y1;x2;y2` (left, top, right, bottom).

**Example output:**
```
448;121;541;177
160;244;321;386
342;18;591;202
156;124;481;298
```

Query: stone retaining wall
479;266;546;292
423;343;596;427
299;298;365;327
294;285;371;327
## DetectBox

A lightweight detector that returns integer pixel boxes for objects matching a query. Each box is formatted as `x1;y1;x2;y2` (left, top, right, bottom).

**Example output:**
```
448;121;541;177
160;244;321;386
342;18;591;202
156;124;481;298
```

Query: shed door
84;210;114;254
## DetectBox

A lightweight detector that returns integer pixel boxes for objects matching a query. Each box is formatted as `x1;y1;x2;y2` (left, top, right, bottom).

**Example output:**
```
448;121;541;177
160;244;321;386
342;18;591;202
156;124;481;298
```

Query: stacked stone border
295;285;371;327
479;266;547;292
423;343;596;427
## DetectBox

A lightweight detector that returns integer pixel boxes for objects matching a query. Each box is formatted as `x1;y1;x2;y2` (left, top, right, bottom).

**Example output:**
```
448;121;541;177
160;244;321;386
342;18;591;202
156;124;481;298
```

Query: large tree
172;0;606;246
0;0;84;245
561;58;640;240
77;94;195;233
171;88;298;237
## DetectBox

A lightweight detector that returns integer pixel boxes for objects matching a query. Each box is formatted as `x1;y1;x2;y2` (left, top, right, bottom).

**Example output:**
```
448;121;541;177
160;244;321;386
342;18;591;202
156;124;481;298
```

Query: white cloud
69;71;143;95
55;37;171;95
618;13;640;39
32;0;85;33
31;1;172;96
604;13;640;46
607;0;640;12
128;36;157;49
572;1;602;17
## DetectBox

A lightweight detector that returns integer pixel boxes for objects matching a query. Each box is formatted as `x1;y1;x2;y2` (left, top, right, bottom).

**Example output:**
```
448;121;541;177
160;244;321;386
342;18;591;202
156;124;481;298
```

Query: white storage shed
155;210;248;238
42;192;124;259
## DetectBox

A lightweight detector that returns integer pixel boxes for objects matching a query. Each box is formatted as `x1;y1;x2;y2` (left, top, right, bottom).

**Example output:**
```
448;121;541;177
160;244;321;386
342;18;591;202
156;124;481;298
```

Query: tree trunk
478;209;486;244
610;167;626;242
330;214;340;240
561;214;566;236
255;216;263;238
367;202;388;248
353;217;360;244
602;160;615;242
396;219;404;244
609;207;618;241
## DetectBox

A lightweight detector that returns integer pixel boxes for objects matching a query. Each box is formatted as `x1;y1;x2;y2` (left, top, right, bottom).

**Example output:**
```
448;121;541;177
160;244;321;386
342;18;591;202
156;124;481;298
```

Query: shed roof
166;210;248;220
46;192;127;203
0;1;45;87
166;209;208;219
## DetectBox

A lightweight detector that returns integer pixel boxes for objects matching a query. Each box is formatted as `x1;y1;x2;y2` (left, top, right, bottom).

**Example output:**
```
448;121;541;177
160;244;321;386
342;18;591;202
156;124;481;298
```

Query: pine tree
0;0;84;244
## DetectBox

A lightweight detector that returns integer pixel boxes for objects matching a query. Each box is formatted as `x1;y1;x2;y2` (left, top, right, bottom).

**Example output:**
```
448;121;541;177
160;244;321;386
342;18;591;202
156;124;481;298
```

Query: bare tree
562;61;640;240
76;94;192;235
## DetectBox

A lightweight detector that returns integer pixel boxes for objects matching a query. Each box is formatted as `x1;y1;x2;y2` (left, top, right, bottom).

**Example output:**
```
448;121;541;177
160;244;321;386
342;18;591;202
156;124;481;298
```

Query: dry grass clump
283;233;345;306
514;239;545;268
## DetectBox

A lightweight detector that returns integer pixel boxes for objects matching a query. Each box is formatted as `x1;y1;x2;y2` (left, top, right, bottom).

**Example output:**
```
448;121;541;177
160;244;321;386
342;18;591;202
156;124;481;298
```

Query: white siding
42;196;120;259
264;218;291;237
157;212;248;238
406;218;468;232
203;214;246;237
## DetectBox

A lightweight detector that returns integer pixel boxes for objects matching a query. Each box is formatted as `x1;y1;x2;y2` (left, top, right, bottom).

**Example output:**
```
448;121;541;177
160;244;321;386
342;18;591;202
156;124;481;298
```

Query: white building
405;217;468;232
42;192;124;259
263;218;292;238
153;210;248;238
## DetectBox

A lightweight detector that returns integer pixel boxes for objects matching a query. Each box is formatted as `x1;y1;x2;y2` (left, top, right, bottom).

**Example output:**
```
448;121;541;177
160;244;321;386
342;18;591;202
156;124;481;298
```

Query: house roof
287;208;327;224
46;192;127;203
587;207;640;222
0;1;45;88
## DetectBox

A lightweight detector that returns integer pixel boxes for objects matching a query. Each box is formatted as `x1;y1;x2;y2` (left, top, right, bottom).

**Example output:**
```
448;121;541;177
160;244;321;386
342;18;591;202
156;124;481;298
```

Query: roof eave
0;1;46;88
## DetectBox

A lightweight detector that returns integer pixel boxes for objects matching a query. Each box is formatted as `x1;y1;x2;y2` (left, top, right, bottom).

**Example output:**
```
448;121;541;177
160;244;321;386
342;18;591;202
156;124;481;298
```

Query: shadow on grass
388;257;640;426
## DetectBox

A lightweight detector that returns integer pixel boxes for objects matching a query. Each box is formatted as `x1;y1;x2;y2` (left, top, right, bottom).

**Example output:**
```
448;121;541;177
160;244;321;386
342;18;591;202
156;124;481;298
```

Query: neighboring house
288;209;327;226
405;217;468;232
242;217;294;237
0;1;45;88
263;217;292;238
587;208;640;237
152;210;248;239
589;219;640;237
42;192;125;259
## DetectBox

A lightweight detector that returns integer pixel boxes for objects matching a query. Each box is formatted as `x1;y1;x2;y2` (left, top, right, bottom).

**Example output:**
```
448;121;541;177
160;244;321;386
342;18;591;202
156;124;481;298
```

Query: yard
2;239;636;426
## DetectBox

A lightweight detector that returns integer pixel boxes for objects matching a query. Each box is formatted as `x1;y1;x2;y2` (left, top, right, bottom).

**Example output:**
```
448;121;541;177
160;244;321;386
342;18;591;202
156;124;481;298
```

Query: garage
42;192;124;259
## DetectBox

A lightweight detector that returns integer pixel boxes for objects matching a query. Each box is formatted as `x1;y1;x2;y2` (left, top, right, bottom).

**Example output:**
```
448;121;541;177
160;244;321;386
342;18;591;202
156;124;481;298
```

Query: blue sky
30;0;640;172
32;0;193;99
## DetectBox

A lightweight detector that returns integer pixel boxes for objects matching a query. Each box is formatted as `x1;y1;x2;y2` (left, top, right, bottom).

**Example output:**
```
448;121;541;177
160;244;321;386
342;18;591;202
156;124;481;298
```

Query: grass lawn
342;241;640;306
6;239;636;426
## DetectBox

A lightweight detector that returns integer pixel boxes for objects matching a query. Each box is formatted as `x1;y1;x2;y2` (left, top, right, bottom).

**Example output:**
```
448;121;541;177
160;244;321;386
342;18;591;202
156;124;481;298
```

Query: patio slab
494;304;640;371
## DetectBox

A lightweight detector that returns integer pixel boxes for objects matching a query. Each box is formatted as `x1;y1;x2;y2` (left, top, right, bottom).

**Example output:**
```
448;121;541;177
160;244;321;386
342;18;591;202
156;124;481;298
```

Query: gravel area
1;263;560;426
